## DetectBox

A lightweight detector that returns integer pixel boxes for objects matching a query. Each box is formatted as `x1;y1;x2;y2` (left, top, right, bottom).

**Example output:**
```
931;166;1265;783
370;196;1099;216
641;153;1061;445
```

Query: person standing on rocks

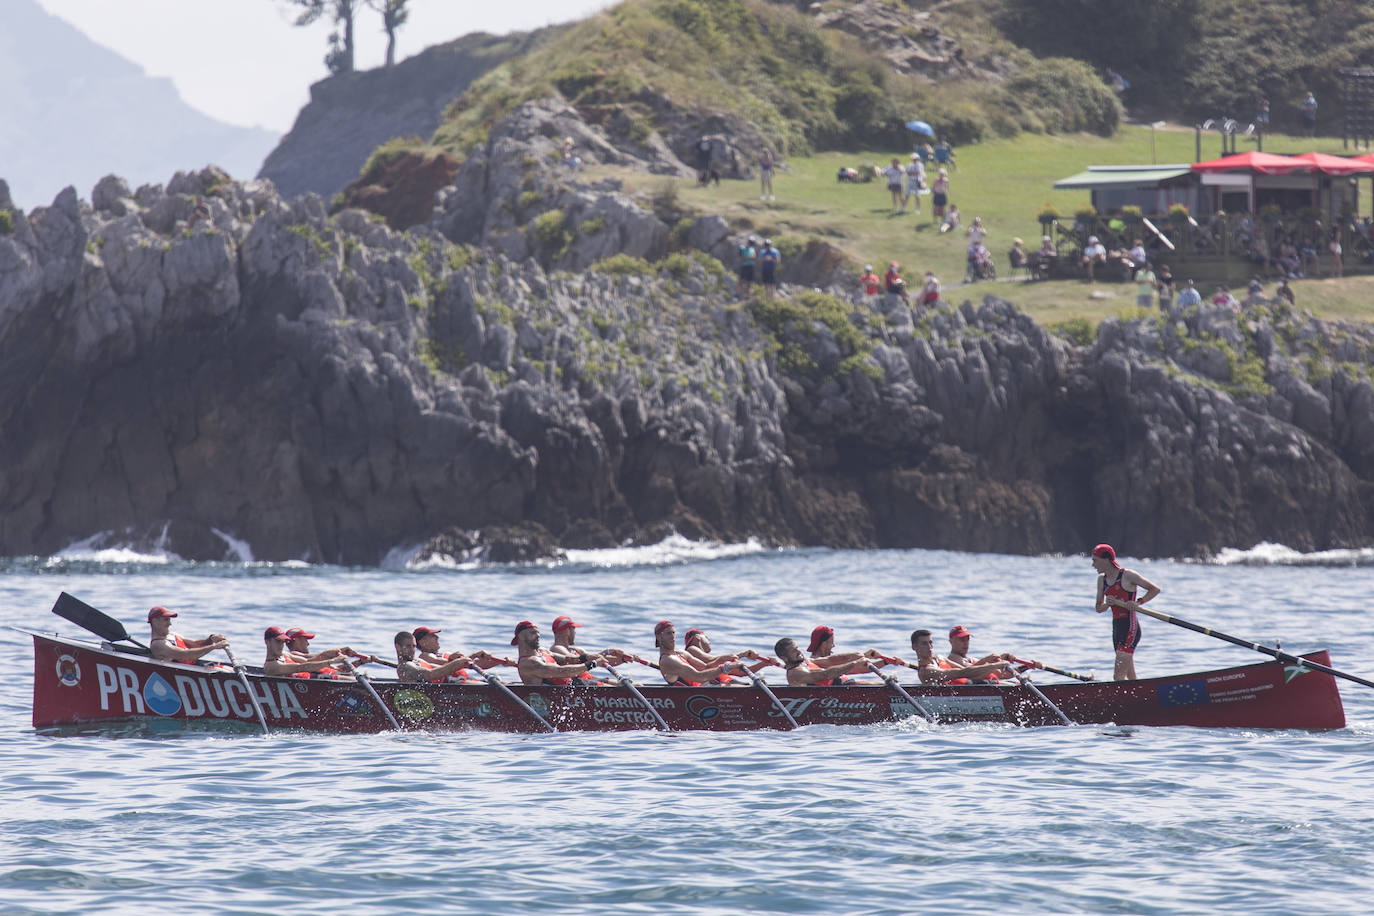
1091;543;1161;681
736;235;757;298
759;238;781;299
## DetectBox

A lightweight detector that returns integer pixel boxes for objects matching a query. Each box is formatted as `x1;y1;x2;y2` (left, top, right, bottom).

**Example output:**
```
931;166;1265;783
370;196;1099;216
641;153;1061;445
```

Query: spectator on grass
966;215;986;246
1156;264;1174;309
904;154;925;215
1175;279;1202;308
736;236;757;298
1009;237;1029;276
1255;97;1270;129
917;141;934;165
1277;238;1301;277
1212;285;1238;312
1127;239;1147;269
759;149;775;201
931;169;949;223
1247;275;1265;303
934;137;956;171
1300;92;1317;138
1081;235;1107;281
885;261;909;301
920;270;940;307
1330;230;1344;278
1276;278;1295;306
939;204;961;234
1135;262;1157;308
884;157;905;211
695;135;713;173
859;264;881;297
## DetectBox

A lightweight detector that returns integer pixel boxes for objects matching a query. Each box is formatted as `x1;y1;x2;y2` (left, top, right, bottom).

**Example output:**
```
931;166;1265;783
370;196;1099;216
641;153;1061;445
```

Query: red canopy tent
1286;152;1374;175
1190;152;1307;175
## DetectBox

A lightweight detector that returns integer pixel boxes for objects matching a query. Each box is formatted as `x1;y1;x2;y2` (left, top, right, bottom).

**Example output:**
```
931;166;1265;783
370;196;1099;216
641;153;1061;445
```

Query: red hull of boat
29;631;1346;733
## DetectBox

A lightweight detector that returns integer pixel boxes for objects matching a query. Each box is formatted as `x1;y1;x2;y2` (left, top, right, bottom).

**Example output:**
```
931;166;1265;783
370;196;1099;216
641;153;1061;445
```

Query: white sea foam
1210;541;1374;567
51;532;180;565
563;534;769;568
210;528;255;563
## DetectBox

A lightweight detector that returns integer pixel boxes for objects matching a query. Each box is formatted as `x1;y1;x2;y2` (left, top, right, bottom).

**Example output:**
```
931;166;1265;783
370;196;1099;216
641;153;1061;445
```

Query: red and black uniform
537;649;574;686
1105;569;1141;654
935;657;969;685
806;659;851;687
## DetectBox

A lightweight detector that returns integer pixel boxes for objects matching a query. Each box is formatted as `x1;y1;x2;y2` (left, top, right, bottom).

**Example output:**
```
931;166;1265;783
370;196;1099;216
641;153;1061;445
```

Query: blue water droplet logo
143;672;183;716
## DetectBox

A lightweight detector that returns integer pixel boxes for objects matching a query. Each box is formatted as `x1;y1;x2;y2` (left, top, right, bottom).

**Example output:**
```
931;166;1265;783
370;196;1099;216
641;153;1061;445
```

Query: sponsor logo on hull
95;663;307;721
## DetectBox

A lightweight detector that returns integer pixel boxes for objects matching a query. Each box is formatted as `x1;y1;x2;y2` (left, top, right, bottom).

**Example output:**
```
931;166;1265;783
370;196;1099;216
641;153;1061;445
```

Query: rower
778;636;888;686
683;627;771;684
413;625;509;680
263;626;354;678
910;629;1013;684
285;626;375;677
808;625;907;681
548;615;629;682
395;631;477;683
656;620;764;686
147;606;229;664
512;620;607;685
1092;543;1161;681
945;624;1025;681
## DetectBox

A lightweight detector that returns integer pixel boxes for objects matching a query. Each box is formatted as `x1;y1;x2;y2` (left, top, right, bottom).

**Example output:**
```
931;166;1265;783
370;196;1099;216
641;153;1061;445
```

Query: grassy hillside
431;0;1119;158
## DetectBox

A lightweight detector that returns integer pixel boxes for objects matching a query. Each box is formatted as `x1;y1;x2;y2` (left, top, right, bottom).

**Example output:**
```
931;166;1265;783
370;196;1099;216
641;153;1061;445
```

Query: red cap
551;616;580;633
263;626;290;643
808;625;834;653
654;620;674;637
284;627;315;641
412;626;442;640
1093;543;1119;566
147;606;177;621
511;620;536;645
683;627;704;644
949;625;971;639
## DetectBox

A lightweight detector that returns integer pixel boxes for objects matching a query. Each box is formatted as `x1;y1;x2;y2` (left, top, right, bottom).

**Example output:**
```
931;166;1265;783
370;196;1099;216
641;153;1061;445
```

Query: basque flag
1157;679;1210;707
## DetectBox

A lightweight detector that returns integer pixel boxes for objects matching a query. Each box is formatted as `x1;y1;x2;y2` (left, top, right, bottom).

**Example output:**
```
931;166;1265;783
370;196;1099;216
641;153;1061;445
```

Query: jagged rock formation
3;132;1373;562
258;28;554;201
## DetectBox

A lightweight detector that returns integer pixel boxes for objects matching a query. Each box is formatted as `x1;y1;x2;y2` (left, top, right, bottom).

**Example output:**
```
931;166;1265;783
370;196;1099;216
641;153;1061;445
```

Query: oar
337;658;401;730
1013;670;1073;726
468;667;557;733
51;592;149;649
222;645;270;736
1012;656;1096;682
1129;604;1374;691
865;661;935;722
741;665;798;729
601;664;671;731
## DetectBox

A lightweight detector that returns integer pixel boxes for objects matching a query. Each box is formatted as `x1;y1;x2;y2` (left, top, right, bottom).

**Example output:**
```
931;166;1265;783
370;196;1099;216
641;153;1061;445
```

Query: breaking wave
1210;541;1374;567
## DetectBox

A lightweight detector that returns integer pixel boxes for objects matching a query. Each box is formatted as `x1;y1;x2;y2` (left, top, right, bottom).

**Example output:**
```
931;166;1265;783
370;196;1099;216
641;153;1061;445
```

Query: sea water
2;543;1372;915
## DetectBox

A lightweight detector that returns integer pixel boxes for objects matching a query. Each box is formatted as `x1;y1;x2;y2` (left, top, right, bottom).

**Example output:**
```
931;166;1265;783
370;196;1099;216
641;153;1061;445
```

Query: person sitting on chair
1009;238;1029;277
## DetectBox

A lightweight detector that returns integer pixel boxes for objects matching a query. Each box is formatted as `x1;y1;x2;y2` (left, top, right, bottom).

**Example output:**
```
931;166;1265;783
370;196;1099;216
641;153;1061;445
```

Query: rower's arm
413;656;472;682
150;638;226;662
1127;570;1161;606
1094;574;1108;613
264;656;342;676
520;655;599;679
790;662;850;685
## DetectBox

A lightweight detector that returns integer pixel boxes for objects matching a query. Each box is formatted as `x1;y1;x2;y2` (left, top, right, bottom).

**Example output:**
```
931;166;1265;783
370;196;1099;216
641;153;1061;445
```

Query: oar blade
51;592;133;643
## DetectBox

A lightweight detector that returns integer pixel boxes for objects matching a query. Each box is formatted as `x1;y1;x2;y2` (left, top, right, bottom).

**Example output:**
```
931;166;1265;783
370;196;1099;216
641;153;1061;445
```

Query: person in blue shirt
1175;278;1202;308
759;239;781;299
933;137;956;171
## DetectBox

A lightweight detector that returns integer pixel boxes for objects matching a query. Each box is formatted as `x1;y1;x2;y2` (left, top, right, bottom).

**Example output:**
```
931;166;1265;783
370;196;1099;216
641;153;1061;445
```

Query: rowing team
145;606;1038;687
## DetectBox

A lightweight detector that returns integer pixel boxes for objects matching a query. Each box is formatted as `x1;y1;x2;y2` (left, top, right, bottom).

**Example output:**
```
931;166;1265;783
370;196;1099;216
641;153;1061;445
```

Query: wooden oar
337;658;401;730
1129;604;1374;690
1013;670;1073;726
600;664;671;731
865;661;935;722
223;646;270;736
467;667;557;733
1012;657;1096;682
51;592;149;650
741;665;798;729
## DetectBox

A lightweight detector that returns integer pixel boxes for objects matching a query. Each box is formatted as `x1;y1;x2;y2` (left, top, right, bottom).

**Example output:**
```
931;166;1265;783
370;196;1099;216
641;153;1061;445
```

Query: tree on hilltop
368;0;411;68
282;0;362;75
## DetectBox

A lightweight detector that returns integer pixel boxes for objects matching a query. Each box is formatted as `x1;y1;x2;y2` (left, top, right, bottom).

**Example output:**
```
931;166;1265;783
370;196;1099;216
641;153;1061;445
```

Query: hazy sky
35;0;615;134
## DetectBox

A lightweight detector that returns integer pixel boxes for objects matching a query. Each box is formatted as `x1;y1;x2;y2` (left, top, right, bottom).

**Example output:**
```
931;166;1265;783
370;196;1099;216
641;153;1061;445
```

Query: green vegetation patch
748;289;879;381
591;253;651;275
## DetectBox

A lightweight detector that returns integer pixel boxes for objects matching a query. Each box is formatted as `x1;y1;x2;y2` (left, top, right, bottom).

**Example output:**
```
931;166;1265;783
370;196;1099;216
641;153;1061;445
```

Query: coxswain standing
512;620;608;685
909;629;1014;684
146;606;228;664
655;620;765;686
1092;543;1161;681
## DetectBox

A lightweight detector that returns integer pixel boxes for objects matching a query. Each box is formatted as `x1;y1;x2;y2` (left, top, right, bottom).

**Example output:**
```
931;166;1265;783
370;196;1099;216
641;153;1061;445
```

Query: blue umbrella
905;120;934;137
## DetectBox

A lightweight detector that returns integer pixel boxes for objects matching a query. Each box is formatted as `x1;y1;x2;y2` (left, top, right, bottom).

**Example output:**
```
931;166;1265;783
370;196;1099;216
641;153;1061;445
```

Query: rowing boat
27;628;1346;733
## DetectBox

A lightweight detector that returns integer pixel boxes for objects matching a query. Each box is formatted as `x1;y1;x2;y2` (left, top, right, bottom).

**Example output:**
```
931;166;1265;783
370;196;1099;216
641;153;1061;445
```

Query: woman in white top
903;154;925;215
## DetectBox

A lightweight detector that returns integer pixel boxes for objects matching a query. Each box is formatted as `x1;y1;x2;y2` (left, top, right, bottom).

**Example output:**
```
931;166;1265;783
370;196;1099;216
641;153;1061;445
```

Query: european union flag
1158;679;1210;707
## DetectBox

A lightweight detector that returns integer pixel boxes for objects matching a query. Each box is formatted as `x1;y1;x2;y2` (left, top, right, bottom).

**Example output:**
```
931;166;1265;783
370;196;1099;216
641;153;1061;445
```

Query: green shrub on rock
591;253;651;276
0;210;14;235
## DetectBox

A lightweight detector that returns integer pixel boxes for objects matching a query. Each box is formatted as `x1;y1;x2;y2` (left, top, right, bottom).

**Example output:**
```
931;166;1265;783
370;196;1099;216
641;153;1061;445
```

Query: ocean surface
3;539;1373;915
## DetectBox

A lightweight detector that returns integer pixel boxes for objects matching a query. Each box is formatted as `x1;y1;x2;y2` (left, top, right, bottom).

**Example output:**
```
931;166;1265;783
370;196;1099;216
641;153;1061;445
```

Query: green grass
590;124;1374;325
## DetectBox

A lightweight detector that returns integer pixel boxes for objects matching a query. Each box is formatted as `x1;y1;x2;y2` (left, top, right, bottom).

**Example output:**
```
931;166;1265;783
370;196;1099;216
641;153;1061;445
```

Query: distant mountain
0;0;279;210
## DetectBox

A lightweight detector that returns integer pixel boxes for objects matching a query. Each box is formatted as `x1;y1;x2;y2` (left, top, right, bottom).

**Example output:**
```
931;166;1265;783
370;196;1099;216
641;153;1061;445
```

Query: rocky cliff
3;99;1373;564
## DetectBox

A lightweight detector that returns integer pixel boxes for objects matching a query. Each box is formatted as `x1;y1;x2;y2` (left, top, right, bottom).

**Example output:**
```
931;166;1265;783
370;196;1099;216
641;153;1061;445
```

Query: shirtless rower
548;615;629;683
945;624;1022;681
807;625;907;678
909;629;1014;684
683;626;769;684
147;606;228;664
263;626;353;678
1092;543;1161;681
285;626;375;678
413;626;510;676
512;620;608;686
777;635;891;686
394;631;478;683
656;620;770;686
